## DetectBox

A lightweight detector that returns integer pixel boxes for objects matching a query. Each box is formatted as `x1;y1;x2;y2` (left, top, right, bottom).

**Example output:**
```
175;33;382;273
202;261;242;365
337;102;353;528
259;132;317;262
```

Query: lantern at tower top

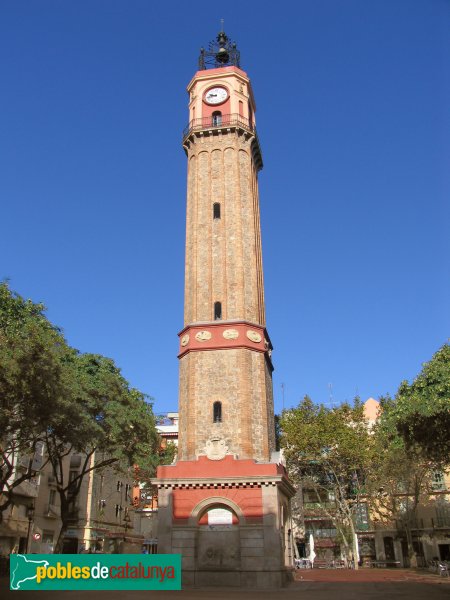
198;28;241;70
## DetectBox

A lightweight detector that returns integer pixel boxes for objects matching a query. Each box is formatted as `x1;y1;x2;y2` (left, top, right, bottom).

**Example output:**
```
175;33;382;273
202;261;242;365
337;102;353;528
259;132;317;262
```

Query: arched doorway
191;500;242;570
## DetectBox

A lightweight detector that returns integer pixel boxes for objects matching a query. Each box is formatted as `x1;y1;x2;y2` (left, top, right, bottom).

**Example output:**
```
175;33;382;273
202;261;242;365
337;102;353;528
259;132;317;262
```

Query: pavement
2;569;449;599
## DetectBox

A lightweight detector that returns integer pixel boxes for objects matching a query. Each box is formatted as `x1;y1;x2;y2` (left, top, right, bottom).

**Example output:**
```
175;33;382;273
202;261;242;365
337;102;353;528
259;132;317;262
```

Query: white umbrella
308;533;316;567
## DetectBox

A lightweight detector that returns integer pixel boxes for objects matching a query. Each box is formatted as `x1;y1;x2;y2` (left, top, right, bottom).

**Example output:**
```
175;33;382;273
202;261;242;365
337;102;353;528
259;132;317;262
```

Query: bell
216;47;229;64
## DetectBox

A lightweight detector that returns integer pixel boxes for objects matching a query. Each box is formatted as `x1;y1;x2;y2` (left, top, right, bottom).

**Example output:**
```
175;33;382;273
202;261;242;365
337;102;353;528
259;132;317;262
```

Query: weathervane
198;23;240;70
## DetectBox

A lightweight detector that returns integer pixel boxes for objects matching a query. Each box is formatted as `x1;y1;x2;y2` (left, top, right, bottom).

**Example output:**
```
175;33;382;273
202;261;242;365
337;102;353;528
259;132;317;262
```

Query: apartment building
1;448;140;556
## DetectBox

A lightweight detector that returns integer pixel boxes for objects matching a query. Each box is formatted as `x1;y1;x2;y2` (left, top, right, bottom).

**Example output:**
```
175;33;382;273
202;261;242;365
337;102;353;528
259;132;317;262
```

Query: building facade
361;400;450;567
293;398;450;567
0;449;141;559
153;30;295;588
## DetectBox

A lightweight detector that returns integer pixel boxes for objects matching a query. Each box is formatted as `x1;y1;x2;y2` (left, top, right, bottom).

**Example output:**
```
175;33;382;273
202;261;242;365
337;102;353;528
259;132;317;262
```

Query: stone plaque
246;330;262;343
207;508;233;525
195;330;212;342
223;328;239;340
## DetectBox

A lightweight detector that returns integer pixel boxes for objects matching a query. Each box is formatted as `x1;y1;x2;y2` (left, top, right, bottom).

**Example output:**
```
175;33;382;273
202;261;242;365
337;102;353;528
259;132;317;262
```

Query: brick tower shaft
178;65;275;462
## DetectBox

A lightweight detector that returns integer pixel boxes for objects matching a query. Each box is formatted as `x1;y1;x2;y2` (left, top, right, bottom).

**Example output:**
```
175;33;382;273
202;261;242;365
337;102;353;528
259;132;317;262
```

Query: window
354;502;369;531
68;470;78;497
436;500;450;527
48;489;56;507
214;301;222;320
212;111;222;126
213;202;221;219
213;401;222;423
42;532;54;553
432;472;446;491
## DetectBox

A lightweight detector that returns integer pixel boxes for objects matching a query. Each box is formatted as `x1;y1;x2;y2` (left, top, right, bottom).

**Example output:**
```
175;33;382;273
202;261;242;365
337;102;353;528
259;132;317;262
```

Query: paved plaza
2;569;449;599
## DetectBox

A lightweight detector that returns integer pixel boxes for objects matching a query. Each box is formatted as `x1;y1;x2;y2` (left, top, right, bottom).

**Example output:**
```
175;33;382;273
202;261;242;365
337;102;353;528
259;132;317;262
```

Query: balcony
13;478;39;499
303;501;337;518
182;113;263;170
182;113;253;137
305;528;338;539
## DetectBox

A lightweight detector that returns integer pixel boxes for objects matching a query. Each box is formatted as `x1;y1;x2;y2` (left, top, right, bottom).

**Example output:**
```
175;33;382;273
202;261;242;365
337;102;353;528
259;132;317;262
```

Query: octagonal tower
154;30;294;588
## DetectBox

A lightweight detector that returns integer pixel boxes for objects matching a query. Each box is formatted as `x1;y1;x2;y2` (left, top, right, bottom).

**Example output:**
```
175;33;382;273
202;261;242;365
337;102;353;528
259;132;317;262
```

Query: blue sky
1;1;448;415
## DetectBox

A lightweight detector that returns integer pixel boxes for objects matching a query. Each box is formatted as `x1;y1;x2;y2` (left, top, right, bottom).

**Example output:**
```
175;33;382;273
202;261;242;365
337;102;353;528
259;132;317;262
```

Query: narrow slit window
213;401;222;423
213;203;221;219
214;301;222;320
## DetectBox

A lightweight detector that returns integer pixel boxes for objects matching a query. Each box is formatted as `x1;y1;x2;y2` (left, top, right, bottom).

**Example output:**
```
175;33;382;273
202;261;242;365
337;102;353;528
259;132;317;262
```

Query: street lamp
25;503;35;553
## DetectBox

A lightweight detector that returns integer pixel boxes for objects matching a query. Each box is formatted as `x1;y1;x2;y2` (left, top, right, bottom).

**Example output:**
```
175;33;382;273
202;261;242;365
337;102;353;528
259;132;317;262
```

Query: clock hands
205;88;227;104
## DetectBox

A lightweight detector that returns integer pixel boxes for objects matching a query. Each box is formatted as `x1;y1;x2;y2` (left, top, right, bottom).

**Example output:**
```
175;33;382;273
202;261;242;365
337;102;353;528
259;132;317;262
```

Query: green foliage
382;344;450;464
0;282;162;542
280;395;372;564
0;282;73;517
0;282;69;444
136;440;177;508
281;395;371;485
44;352;161;552
49;352;159;466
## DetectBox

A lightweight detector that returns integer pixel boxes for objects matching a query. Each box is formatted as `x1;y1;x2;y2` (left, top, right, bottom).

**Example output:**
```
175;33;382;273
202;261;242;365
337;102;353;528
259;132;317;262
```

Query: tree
366;412;435;568
383;344;450;464
365;385;447;568
0;282;163;551
0;282;72;521
280;396;374;568
135;439;177;508
45;352;161;553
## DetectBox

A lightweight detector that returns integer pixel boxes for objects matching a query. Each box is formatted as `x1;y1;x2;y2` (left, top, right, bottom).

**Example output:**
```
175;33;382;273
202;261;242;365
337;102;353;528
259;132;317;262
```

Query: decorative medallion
204;437;228;461
180;334;189;347
246;330;262;343
195;330;212;342
223;329;239;340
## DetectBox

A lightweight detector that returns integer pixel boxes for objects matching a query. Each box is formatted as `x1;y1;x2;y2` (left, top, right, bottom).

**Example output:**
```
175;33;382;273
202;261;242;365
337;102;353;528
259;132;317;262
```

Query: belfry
154;30;295;587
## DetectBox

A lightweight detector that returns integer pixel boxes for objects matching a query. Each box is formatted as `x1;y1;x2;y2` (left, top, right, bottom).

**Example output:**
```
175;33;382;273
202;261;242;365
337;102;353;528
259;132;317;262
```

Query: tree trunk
405;521;417;568
53;493;71;554
53;521;68;555
348;519;359;570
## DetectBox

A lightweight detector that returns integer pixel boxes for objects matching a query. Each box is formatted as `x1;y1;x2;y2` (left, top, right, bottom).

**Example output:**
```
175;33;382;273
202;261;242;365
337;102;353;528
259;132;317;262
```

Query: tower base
153;455;296;588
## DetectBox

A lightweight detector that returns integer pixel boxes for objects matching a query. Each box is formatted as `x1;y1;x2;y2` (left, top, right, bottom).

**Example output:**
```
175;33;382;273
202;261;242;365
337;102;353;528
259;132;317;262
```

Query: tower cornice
181;123;263;172
187;66;249;90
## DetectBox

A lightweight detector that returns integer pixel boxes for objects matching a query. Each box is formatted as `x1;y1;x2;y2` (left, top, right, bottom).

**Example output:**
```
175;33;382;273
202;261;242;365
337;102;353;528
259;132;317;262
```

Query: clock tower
154;30;295;588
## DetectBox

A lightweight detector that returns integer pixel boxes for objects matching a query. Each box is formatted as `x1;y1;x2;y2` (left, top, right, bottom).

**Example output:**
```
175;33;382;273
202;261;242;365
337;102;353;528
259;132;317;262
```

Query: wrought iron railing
305;528;338;539
183;113;254;139
303;501;337;512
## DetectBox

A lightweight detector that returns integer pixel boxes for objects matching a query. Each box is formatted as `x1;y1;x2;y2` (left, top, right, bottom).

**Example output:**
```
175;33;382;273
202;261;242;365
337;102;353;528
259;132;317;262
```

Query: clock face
204;87;228;105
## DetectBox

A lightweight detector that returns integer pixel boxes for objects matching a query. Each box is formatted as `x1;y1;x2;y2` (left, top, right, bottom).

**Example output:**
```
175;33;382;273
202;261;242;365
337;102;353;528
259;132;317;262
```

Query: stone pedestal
153;455;295;588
